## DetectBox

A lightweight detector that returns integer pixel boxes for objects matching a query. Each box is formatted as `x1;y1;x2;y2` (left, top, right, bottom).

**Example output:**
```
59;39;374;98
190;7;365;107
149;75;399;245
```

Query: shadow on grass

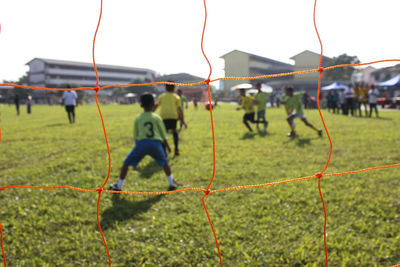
46;123;66;127
283;135;319;147
100;194;164;230
240;132;256;140
135;160;163;179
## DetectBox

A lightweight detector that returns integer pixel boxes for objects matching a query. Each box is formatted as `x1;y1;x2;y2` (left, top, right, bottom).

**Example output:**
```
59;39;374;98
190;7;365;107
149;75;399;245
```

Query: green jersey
180;95;187;108
134;112;167;142
180;95;187;114
282;92;304;115
254;92;270;112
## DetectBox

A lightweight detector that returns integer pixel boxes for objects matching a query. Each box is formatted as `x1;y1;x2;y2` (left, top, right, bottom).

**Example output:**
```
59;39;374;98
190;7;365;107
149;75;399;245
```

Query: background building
220;50;294;95
155;73;209;102
26;58;157;102
290;50;331;81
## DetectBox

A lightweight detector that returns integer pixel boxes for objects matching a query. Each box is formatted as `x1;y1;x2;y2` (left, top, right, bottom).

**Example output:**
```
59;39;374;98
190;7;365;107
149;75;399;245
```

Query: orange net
0;0;399;266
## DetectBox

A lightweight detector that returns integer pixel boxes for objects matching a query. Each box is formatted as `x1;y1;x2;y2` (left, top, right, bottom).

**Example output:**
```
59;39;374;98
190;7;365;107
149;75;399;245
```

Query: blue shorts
124;140;168;167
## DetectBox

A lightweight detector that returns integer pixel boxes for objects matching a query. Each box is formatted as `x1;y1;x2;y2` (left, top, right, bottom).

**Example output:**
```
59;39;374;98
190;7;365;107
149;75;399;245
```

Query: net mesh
0;0;399;266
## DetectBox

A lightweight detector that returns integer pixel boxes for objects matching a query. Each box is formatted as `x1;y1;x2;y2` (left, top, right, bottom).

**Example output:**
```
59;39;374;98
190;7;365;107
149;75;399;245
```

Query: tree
125;78;158;96
324;54;360;81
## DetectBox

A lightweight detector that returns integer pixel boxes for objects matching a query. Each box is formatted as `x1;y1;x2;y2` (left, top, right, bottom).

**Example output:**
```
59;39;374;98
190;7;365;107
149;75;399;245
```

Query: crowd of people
325;83;380;117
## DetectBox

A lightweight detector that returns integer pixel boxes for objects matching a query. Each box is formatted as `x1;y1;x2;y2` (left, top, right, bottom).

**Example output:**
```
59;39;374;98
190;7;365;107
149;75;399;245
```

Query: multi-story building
290;50;331;81
220;50;294;95
26;58;157;101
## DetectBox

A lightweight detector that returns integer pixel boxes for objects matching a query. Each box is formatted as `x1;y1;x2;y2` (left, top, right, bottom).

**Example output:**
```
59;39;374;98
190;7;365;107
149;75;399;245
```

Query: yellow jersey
157;92;180;119
240;95;255;114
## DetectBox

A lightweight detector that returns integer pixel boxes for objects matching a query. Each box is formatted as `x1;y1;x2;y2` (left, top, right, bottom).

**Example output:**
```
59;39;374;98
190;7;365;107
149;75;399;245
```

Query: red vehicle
377;97;392;108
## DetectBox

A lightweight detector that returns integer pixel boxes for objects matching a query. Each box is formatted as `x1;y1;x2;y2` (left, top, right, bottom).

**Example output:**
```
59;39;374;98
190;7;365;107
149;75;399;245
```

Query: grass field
0;102;399;266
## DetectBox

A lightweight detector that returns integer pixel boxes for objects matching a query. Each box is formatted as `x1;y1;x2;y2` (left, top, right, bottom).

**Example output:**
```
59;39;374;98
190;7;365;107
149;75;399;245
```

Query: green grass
0;103;399;266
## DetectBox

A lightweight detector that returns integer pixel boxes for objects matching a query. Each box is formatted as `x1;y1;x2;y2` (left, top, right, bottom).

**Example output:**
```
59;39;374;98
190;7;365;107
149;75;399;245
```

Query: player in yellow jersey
154;82;186;155
281;86;322;137
109;93;177;191
236;88;266;132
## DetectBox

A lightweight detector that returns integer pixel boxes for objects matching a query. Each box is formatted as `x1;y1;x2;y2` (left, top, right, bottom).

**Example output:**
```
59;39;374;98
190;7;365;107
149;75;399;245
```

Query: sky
1;0;399;87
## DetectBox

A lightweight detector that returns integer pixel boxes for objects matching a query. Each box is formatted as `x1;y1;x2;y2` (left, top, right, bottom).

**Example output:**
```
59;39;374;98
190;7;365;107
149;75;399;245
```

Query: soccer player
109;92;177;191
236;88;258;132
253;82;269;132
281;86;322;137
177;89;188;130
154;82;185;155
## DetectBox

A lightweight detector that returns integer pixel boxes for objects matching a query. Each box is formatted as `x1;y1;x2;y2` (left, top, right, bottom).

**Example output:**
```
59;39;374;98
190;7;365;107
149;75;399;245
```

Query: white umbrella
231;83;253;91
125;93;136;97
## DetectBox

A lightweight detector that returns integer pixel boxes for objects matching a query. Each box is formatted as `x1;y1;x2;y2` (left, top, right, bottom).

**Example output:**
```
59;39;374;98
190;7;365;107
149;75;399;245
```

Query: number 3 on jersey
144;122;154;138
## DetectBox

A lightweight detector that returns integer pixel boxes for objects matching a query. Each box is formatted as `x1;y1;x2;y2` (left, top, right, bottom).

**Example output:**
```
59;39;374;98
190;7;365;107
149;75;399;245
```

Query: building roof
220;49;293;68
371;63;400;75
290;50;331;61
154;73;205;83
26;58;156;74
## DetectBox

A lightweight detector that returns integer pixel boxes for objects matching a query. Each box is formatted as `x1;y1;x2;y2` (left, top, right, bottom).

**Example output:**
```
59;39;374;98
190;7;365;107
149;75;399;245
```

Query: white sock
167;175;175;185
117;178;124;189
292;121;296;129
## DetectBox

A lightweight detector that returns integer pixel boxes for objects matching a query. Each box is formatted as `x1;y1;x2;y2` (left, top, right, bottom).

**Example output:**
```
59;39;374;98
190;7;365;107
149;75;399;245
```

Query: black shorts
163;119;177;131
65;105;75;113
243;112;255;122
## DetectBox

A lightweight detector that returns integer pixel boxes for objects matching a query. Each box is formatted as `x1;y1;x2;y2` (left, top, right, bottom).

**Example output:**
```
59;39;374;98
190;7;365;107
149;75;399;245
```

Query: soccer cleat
168;182;178;191
108;183;122;191
287;131;296;137
318;130;323;137
174;150;180;156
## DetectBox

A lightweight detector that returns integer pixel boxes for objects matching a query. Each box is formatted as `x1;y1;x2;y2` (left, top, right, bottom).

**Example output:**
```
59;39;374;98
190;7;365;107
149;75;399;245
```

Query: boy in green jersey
177;89;188;130
109;93;178;191
253;82;269;133
281;86;322;137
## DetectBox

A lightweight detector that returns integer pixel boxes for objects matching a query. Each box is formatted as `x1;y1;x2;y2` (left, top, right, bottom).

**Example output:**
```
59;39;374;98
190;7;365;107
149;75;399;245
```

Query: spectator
302;91;309;109
344;85;354;116
26;94;32;114
338;89;346;115
14;94;20;116
368;84;379;117
358;83;369;116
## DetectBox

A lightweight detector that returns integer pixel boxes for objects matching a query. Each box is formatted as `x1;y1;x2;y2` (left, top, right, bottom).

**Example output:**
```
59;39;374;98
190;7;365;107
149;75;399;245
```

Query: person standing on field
177;89;188;130
154;82;186;155
368;84;379;117
14;94;20;116
26;94;32;114
62;86;78;124
109;92;177;192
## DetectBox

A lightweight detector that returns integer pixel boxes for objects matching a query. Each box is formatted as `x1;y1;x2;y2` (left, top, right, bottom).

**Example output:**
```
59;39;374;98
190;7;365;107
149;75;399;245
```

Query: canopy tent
321;81;349;91
376;74;400;88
